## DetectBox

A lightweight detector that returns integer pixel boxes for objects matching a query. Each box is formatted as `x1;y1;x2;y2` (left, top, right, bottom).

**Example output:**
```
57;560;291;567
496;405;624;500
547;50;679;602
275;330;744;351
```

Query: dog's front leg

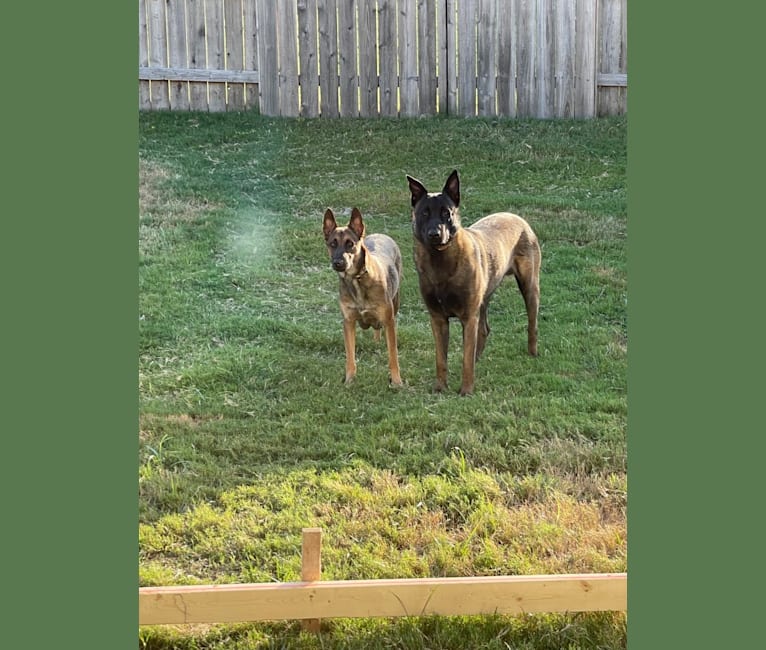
459;314;480;396
343;318;357;383
430;314;450;392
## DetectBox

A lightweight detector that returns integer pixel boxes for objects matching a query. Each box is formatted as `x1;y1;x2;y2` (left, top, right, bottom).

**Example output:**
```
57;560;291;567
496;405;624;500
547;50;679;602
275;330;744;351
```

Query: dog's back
466;213;540;295
365;234;403;304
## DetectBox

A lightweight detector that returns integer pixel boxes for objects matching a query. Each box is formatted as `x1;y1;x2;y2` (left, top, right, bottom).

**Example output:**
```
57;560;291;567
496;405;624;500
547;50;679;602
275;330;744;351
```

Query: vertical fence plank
476;0;496;116
378;0;397;116
534;0;553;118
256;0;278;115
243;0;260;110
338;0;357;116
417;0;437;115
619;0;627;114
139;0;151;110
278;1;300;116
553;0;574;117
457;0;476;116
148;0;170;109
496;0;516;117
574;0;596;117
598;0;626;116
298;0;320;116
188;0;208;110
225;0;245;111
445;0;458;114
206;0;226;111
358;0;377;116
515;0;534;117
318;0;340;116
436;0;447;113
399;0;418;116
167;0;190;110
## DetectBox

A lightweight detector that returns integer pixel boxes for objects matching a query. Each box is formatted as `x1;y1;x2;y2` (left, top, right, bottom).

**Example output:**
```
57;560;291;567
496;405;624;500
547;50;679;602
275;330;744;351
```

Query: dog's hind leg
515;266;539;357
476;301;491;359
459;314;480;396
384;315;403;387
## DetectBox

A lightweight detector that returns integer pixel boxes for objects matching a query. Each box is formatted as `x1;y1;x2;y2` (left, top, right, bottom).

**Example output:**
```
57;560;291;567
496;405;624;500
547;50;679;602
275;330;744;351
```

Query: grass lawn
139;112;627;649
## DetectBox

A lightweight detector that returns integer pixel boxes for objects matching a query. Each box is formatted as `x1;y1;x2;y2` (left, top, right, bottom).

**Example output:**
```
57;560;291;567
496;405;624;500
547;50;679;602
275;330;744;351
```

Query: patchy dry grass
140;459;625;586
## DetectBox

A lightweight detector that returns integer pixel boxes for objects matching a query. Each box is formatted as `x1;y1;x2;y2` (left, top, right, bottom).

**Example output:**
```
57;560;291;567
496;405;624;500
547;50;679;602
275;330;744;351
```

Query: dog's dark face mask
407;170;461;251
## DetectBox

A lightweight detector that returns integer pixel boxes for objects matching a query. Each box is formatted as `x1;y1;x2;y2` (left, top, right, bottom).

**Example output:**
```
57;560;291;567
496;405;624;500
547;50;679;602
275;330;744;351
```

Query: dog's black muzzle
332;258;347;272
427;224;452;248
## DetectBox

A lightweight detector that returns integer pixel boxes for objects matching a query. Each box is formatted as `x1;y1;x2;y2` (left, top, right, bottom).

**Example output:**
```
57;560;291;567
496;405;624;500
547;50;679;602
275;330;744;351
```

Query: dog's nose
428;228;444;243
333;259;346;271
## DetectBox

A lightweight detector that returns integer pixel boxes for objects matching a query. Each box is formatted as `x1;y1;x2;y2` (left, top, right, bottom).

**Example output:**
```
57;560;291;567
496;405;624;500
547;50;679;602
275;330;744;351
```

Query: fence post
301;527;323;633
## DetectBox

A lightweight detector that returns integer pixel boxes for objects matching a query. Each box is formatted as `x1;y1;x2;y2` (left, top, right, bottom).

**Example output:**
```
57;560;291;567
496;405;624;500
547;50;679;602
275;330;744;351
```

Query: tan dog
407;170;540;395
323;208;403;386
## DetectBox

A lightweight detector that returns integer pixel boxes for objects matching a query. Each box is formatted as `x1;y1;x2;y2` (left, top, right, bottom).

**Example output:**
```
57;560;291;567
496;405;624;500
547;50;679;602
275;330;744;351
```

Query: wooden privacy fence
139;528;628;628
139;0;626;118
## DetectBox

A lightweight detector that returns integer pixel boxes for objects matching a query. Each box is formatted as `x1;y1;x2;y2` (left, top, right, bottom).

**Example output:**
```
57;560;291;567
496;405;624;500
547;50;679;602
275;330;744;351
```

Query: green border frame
628;4;763;649
6;2;762;648
4;3;137;646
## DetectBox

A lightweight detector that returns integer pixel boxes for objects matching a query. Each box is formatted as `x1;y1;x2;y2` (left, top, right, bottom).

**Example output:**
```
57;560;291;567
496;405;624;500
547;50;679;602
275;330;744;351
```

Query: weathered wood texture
298;0;319;116
138;0;627;117
597;0;627;116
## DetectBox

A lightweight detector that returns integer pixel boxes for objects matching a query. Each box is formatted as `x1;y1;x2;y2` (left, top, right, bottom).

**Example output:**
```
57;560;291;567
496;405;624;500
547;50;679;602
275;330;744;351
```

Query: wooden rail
138;66;260;84
139;529;627;627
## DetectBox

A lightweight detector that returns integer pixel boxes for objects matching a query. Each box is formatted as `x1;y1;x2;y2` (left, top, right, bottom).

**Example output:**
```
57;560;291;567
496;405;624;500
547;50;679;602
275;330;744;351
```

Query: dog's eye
442;208;452;222
344;240;354;251
329;239;338;249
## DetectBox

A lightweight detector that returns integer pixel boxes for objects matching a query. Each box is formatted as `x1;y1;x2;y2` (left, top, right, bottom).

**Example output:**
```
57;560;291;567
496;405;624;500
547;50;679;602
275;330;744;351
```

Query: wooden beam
139;67;260;84
139;572;627;626
597;73;628;87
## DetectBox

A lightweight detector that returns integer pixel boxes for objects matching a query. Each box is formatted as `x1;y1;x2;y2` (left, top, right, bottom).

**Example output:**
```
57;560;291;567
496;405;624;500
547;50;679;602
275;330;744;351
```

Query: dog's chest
415;248;472;318
342;277;369;307
423;286;466;318
340;278;383;324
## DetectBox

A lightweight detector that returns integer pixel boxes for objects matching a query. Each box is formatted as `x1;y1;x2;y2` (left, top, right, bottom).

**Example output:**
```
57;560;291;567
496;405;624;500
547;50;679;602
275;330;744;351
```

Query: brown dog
407;170;540;395
323;208;403;386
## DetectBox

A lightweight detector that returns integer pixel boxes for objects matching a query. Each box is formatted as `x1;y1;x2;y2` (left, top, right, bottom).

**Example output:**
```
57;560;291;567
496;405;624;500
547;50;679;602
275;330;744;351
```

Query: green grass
139;112;627;648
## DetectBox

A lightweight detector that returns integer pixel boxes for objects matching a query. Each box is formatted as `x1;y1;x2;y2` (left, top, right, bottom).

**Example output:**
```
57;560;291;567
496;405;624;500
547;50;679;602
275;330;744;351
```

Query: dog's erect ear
407;175;428;208
323;209;337;240
443;170;460;207
349;207;366;239
358;241;367;269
